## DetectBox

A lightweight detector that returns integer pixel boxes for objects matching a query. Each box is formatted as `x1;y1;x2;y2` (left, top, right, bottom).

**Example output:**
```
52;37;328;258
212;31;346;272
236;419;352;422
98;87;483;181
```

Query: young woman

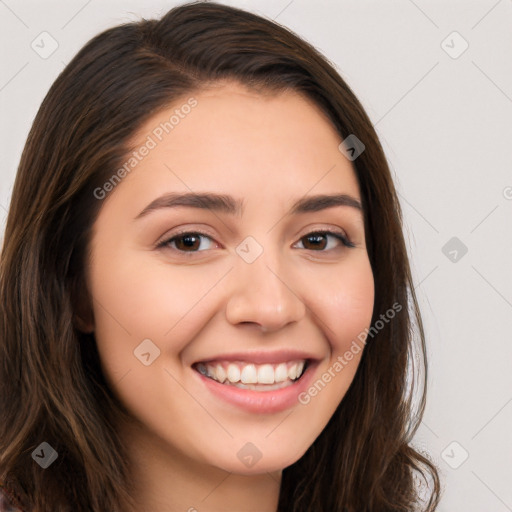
0;2;440;510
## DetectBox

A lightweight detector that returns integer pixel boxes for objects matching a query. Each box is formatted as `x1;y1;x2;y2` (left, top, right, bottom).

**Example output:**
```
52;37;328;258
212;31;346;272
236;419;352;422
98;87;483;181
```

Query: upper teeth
196;360;306;385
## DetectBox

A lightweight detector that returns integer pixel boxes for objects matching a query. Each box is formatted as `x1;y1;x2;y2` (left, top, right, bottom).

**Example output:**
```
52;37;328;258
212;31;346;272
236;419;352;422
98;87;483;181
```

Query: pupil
175;233;328;252
305;234;326;250
179;235;199;250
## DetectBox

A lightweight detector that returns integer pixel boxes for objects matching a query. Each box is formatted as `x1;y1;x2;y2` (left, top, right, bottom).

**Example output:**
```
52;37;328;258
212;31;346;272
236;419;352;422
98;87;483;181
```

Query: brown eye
296;230;354;251
157;231;216;253
302;233;329;251
174;234;201;251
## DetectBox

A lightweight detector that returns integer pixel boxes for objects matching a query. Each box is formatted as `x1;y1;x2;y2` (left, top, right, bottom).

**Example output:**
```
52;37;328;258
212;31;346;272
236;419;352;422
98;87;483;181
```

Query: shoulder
0;482;25;512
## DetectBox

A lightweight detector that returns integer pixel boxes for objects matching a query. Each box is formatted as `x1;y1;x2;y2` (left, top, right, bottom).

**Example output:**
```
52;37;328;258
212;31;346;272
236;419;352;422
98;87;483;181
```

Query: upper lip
193;349;321;366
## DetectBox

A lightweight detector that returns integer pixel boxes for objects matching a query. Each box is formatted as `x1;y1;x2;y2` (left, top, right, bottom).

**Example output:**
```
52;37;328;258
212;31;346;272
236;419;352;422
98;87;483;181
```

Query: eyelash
156;228;355;257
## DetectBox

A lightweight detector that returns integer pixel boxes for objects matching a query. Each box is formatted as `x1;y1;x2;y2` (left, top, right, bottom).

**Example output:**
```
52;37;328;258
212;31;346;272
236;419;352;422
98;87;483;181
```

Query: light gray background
1;1;511;510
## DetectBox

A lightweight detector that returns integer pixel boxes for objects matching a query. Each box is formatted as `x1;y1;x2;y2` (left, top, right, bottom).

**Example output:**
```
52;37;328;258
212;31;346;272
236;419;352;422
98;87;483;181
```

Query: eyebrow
134;192;363;220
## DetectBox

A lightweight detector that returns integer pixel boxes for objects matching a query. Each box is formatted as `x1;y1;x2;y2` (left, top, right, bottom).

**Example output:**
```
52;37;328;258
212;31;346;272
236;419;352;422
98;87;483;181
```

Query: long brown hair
0;2;440;510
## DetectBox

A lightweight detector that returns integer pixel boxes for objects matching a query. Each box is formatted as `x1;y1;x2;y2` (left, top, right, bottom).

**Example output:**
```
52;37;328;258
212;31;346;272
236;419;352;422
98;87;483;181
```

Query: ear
74;313;95;334
70;273;95;334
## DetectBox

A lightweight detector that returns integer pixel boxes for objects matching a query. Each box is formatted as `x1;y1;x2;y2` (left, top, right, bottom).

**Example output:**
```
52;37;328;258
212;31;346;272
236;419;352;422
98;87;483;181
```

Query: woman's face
86;81;374;475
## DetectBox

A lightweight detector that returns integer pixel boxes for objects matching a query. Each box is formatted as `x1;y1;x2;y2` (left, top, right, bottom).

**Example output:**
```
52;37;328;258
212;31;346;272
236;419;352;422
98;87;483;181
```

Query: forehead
107;81;361;213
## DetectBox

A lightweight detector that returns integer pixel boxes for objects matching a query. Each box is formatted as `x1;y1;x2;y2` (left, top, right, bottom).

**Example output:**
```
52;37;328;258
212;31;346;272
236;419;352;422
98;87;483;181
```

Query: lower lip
193;362;318;414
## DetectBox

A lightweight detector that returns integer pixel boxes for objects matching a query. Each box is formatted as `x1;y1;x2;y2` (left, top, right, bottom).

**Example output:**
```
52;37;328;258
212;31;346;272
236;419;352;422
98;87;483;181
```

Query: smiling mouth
192;359;310;391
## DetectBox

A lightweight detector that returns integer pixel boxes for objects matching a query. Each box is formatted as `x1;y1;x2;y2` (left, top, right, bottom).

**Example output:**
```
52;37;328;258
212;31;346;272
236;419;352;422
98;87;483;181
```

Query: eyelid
294;226;354;248
155;230;220;257
156;225;355;256
155;226;219;247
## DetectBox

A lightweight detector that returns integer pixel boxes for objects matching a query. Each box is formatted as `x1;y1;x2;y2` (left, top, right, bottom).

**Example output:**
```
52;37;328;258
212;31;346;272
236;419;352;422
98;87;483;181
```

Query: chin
208;442;310;476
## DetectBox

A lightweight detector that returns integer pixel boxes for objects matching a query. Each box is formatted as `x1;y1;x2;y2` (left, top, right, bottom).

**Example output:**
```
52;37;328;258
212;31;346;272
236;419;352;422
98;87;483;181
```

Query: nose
225;252;306;333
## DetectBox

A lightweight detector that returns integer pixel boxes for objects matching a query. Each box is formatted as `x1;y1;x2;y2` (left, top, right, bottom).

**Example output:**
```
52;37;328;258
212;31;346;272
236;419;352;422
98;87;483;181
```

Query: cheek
305;255;375;354
88;247;231;369
291;256;373;429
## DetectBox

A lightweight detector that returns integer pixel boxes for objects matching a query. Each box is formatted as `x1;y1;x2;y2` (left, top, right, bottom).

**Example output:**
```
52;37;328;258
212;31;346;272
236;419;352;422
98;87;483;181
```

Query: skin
84;80;375;512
